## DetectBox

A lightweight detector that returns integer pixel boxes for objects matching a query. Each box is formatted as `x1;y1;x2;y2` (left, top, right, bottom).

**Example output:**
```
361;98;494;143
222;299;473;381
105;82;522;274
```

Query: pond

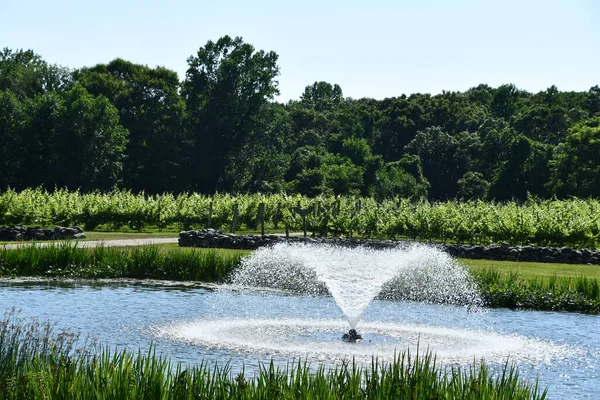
0;280;598;399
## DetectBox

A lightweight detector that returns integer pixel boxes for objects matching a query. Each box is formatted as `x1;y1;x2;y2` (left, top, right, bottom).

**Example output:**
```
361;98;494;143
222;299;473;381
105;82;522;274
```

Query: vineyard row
1;188;599;248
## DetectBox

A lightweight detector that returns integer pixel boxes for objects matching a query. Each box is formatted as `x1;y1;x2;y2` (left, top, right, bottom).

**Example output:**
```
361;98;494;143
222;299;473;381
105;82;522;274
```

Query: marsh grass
0;313;547;399
2;243;599;313
475;268;600;312
0;243;243;281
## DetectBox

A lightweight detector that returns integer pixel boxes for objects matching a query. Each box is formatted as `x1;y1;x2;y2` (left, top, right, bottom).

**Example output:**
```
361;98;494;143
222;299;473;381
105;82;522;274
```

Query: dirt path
1;237;179;250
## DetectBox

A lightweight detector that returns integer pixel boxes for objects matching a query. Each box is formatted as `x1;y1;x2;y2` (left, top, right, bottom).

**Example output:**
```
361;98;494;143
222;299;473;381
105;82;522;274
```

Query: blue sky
1;0;598;101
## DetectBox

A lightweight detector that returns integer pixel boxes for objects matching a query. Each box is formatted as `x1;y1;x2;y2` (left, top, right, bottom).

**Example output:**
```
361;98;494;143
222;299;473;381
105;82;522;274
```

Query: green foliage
183;36;280;193
374;162;428;200
75;59;187;193
0;314;547;399
548;117;600;198
404;126;462;199
487;136;552;201
0;48;70;99
2;44;600;200
2;189;600;248
319;156;364;196
53;85;129;190
0;243;243;281
475;269;600;313
300;81;344;112
457;172;490;200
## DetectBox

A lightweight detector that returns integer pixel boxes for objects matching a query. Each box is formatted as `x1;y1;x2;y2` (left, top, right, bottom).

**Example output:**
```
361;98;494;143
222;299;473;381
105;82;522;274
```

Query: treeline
1;37;599;200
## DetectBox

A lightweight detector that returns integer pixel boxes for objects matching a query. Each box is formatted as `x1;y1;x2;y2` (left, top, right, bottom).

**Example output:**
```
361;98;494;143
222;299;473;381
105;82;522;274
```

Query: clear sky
1;0;598;102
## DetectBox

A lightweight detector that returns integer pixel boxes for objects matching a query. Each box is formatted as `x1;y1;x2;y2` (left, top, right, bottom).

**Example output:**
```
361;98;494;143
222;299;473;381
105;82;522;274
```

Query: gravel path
1;237;179;250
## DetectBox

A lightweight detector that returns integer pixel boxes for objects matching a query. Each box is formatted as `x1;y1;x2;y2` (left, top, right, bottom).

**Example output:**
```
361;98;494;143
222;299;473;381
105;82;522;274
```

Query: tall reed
0;314;547;399
475;268;600;313
0;243;242;281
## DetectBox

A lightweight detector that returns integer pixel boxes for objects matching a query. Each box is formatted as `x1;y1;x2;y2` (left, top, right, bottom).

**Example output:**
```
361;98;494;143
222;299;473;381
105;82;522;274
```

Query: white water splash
230;242;482;329
154;318;572;365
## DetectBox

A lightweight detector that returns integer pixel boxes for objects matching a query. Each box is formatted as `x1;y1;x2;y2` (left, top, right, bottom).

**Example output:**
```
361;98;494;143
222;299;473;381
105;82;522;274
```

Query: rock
0;226;86;242
60;227;79;235
176;230;600;265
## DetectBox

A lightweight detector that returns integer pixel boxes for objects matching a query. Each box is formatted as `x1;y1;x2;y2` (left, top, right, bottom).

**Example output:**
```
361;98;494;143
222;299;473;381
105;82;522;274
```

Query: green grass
460;259;600;312
0;313;547;400
0;243;246;281
84;231;179;240
460;258;600;280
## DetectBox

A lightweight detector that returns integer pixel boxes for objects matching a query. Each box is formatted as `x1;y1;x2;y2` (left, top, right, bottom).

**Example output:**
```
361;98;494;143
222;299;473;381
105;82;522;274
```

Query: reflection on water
0;280;598;399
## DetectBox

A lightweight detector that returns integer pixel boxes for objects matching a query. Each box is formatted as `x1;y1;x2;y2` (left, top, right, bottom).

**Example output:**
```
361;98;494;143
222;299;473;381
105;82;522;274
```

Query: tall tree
0;48;71;100
372;97;419;162
404;126;460;199
486;136;551;200
226;102;293;193
75;59;186;193
0;90;28;188
50;85;128;190
300;81;343;112
477;118;518;181
491;83;522;121
183;36;279;193
512;86;572;144
587;86;600;117
548;118;600;198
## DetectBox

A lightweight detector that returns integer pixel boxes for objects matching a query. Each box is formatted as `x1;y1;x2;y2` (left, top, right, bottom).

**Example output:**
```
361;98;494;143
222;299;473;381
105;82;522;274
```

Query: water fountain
230;242;482;339
155;242;575;369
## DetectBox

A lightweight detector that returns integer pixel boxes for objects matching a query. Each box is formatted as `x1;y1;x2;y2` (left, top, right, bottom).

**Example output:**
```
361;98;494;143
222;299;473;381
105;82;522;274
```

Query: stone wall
0;226;86;241
179;229;600;265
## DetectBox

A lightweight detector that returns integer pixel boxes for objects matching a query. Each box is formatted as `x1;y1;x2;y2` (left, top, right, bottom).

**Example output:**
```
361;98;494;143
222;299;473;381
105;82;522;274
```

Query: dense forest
1;36;599;200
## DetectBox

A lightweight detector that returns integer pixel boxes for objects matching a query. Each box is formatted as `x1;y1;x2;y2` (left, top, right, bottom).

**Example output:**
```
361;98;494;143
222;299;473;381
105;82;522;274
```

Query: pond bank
179;229;600;265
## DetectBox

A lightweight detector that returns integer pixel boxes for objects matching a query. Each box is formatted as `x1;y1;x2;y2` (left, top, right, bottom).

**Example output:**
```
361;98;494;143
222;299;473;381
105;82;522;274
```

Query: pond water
0;280;598;399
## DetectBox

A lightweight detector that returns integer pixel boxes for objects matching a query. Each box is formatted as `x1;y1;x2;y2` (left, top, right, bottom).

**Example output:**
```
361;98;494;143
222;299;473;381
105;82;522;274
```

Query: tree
404;126;460;199
300;81;343;112
548;118;600;198
183;36;279;193
0;90;27;188
372;97;420;162
491;84;521;120
0;48;70;99
521;140;553;198
286;146;326;196
339;137;382;195
225;103;293;193
75;59;186;193
512;86;575;145
457;172;489;200
587;86;600;117
453;131;484;177
477;118;518;181
320;156;364;196
374;161;428;200
50;85;128;190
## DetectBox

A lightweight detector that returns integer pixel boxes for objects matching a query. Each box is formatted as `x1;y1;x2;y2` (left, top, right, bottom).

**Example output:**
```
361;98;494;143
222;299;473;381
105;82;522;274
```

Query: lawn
460;258;600;280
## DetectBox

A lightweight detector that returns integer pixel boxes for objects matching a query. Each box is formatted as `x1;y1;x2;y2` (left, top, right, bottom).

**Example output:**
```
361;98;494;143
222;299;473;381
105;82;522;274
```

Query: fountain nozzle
342;329;362;343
